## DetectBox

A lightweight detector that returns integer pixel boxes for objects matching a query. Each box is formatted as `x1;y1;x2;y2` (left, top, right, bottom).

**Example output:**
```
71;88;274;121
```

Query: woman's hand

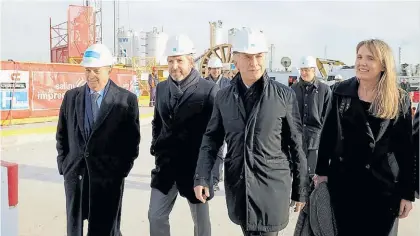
313;175;328;188
399;199;413;219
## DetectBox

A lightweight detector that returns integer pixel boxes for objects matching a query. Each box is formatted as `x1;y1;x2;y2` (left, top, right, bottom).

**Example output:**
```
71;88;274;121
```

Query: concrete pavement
1;119;419;235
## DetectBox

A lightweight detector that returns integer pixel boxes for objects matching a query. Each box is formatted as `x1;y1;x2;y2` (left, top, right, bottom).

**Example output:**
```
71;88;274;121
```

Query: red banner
31;71;135;111
32;71;86;110
115;74;135;91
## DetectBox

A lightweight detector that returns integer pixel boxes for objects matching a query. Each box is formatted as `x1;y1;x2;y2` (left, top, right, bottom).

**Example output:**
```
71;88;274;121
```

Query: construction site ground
1;107;419;236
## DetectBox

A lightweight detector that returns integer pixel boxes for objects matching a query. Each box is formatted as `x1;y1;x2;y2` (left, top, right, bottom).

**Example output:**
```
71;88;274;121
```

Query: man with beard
56;43;140;236
148;34;218;236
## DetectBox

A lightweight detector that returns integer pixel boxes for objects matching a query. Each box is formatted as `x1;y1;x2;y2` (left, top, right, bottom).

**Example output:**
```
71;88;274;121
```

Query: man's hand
399;199;413;219
194;185;210;203
290;201;306;212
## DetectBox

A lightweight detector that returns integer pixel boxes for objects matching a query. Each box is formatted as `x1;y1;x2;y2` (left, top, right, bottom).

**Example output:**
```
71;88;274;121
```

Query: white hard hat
208;57;223;68
165;34;195;57
231;27;268;54
80;43;114;67
299;56;317;68
335;74;343;80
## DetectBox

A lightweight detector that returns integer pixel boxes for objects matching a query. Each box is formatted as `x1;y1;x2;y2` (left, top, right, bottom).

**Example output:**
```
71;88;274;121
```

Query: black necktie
91;92;100;122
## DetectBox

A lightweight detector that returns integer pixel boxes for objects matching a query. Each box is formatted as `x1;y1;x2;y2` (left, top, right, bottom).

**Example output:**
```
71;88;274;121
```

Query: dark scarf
168;68;200;110
236;74;264;117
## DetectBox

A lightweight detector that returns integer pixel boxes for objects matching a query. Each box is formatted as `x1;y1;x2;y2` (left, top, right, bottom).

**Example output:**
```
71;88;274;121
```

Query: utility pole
113;0;120;56
398;46;402;66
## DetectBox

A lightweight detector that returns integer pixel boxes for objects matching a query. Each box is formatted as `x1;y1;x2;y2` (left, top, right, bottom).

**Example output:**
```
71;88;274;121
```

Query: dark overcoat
56;80;140;236
150;70;219;203
315;77;416;236
413;103;419;198
195;72;308;232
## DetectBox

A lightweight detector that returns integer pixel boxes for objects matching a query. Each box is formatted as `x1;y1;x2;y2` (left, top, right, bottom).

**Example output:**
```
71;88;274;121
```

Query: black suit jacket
291;78;332;150
56;80;140;178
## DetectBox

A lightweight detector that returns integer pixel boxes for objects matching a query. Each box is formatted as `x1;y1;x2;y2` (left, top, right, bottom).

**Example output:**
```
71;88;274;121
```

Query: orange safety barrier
0;61;144;125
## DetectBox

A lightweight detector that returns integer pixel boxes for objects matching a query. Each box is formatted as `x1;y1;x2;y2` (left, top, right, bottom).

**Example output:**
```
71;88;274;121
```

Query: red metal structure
50;5;96;64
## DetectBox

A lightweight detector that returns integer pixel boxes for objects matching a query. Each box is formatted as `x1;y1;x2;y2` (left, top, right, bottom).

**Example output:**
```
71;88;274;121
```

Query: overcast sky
1;0;419;68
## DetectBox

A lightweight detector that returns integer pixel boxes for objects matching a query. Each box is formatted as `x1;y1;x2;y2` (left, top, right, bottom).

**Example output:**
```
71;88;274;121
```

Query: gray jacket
205;75;231;158
205;76;231;90
294;182;337;236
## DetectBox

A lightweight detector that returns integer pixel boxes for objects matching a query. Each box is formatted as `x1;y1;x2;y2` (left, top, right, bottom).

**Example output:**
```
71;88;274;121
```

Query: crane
316;58;346;78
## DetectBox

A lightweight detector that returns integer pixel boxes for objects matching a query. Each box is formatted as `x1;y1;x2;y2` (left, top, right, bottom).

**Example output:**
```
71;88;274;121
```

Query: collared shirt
90;81;110;108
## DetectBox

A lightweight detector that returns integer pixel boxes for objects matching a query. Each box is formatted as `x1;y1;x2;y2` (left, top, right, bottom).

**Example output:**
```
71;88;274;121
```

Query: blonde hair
356;39;405;119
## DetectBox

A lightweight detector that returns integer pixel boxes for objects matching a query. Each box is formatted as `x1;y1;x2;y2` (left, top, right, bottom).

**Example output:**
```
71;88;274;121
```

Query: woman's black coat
315;77;416;236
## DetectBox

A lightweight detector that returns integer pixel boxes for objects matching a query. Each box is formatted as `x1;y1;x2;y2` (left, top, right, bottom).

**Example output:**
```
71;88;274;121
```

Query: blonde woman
314;39;416;236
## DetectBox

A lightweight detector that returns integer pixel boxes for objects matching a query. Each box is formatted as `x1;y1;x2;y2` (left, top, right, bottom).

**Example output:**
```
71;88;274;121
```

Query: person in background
205;57;231;191
194;27;308;236
148;66;159;107
400;78;410;92
56;44;140;236
314;39;416;236
292;56;332;182
148;34;218;236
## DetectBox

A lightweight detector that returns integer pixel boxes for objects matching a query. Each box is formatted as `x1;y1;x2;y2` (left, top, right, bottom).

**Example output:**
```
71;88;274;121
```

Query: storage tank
228;28;239;45
145;27;169;65
117;27;144;65
132;31;141;58
211;20;225;46
118;27;133;58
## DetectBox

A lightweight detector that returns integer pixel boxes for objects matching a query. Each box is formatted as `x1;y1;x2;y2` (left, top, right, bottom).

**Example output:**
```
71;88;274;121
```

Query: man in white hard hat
148;34;218;236
291;56;331;185
56;43;140;236
205;57;230;191
194;27;308;236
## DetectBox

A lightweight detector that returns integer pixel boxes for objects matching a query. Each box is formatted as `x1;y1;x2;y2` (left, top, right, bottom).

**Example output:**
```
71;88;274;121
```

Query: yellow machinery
196;43;234;78
316;58;346;78
68;57;83;64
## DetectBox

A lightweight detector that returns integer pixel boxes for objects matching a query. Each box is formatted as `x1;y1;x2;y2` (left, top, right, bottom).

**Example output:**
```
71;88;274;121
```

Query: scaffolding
85;0;103;43
50;5;96;64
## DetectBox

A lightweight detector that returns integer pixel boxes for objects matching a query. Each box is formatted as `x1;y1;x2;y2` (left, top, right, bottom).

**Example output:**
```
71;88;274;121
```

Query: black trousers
240;226;279;236
306;149;318;177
